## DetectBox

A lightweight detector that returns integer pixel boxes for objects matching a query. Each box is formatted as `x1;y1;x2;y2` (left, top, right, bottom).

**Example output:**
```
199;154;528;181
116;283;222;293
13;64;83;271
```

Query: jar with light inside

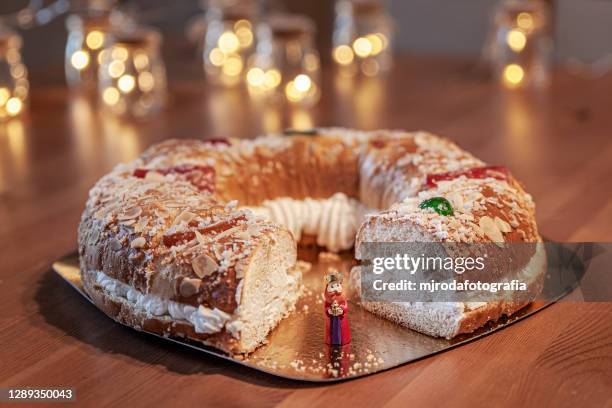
489;0;552;89
332;0;393;77
0;29;28;120
98;28;167;117
246;14;320;106
65;12;114;93
202;0;258;86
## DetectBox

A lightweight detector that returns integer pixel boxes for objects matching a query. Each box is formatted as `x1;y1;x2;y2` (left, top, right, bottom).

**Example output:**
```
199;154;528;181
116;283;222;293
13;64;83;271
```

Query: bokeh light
507;29;527;52
85;30;104;50
71;50;90;70
353;37;372;58
218;31;240;54
333;45;354;65
294;74;312;92
503;63;525;87
516;12;534;32
221;56;243;76
247;67;265;87
118;75;136;93
6;97;22;116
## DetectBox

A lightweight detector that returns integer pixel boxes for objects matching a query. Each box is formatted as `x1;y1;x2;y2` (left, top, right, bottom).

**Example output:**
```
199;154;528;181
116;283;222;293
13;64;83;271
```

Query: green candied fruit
418;197;454;216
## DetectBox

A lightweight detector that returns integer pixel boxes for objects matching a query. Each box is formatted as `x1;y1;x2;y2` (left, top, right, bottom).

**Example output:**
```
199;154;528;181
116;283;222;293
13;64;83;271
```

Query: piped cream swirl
246;193;370;252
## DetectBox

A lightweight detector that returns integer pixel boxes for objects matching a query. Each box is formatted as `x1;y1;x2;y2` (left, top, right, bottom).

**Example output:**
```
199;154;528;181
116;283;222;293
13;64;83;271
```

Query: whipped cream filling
246;193;371;252
94;270;232;335
93;268;302;339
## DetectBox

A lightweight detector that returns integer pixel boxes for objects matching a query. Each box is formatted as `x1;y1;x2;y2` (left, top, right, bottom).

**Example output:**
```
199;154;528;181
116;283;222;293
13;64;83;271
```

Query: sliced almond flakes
192;253;219;278
494;216;512;233
130;236;146;248
172;211;197;226
478;215;504;243
117;206;142;221
179;278;201;297
194;230;207;246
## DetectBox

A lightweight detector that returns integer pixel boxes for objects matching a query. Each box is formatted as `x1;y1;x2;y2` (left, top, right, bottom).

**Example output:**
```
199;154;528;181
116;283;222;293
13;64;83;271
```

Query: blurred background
2;0;611;87
1;0;611;234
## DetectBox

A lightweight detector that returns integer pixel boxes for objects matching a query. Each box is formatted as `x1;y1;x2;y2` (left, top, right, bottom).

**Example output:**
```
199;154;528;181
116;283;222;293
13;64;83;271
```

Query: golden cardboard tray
52;245;582;383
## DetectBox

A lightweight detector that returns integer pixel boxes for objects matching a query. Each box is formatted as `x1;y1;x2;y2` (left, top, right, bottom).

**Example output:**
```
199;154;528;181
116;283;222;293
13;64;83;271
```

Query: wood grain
1;55;611;407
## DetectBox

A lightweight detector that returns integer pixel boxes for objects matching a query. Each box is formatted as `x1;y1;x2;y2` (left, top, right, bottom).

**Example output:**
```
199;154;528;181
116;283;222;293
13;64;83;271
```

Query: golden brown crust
457;301;528;336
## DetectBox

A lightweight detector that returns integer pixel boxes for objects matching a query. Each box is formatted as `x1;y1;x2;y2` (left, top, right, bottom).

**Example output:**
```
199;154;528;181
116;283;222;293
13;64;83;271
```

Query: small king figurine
324;270;351;346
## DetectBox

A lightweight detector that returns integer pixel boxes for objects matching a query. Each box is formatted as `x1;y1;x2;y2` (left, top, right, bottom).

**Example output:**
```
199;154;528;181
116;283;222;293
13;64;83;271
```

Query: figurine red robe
324;278;351;346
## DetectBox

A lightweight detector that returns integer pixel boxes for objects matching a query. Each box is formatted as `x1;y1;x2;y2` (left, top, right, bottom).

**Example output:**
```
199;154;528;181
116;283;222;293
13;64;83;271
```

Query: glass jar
246;13;321;106
332;0;394;76
202;0;258;86
488;0;552;89
98;27;167;117
0;29;28;119
65;12;114;92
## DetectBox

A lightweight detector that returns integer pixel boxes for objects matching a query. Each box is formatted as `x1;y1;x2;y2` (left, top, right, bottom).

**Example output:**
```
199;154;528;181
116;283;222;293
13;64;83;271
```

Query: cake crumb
319;251;341;262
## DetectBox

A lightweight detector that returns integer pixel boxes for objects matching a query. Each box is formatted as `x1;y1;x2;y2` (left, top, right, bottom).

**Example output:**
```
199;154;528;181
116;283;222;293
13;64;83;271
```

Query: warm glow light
11;64;25;78
366;34;384;55
503;64;524;87
134;53;149;70
138;72;154;92
361;59;380;76
86;30;105;50
294;74;312;92
377;33;389;49
102;87;120;105
97;49;107;64
6;97;22;116
111;46;129;62
6;49;19;64
304;53;319;71
262;107;281;133
209;48;226;66
71;50;90;70
247;67;265;87
118;75;136;93
0;88;10;106
285;81;304;102
506;29;527;52
333;45;354;65
218;32;240;53
517;12;534;32
14;84;28;99
4;119;26;177
108;60;125;78
234;19;251;30
291;109;313;130
235;27;253;48
353;37;372;58
222;56;243;76
264;69;281;88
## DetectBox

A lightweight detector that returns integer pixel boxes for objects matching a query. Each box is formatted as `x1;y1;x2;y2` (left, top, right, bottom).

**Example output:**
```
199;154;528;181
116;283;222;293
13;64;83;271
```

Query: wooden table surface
1;55;611;407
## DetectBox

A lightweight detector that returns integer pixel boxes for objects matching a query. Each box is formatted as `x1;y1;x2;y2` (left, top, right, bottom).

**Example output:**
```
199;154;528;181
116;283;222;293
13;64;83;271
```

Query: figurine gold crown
325;269;343;284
